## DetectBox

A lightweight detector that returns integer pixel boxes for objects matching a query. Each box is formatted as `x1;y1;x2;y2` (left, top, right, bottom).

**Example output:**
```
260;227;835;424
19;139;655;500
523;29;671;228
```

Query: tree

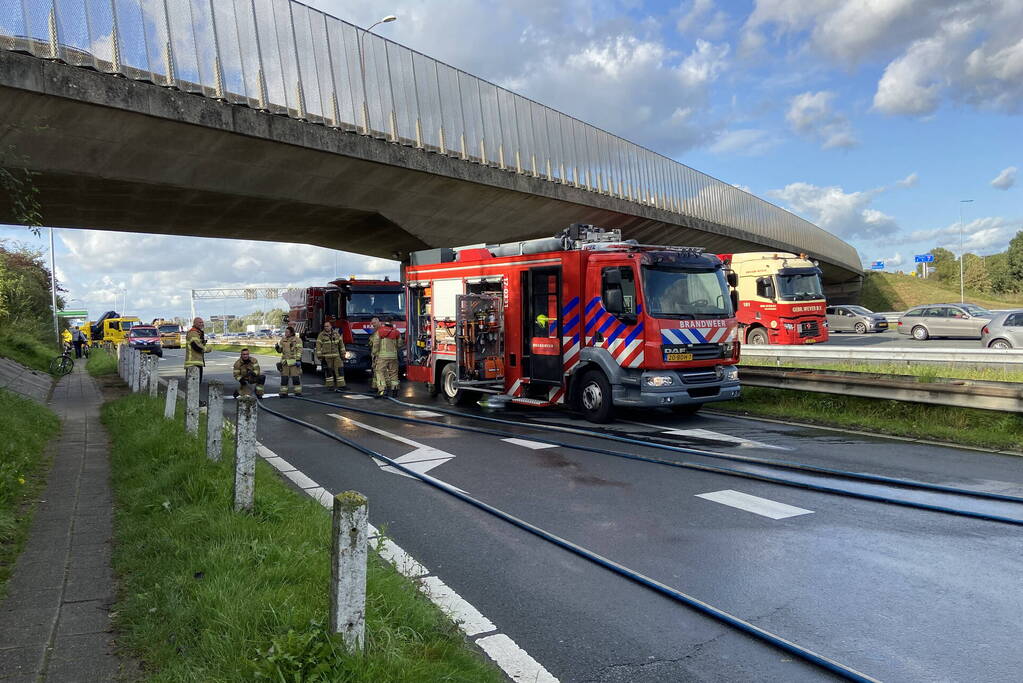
985;252;1015;294
962;253;991;293
929;247;957;283
0;240;65;340
1006;230;1023;287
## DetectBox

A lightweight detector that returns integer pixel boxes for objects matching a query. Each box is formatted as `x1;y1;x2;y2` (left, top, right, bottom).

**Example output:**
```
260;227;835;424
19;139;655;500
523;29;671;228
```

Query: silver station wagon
896;303;992;340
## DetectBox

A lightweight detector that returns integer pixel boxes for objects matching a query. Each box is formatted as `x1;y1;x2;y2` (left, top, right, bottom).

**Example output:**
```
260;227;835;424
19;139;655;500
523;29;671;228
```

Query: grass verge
103;394;503;682
0;388;60;598
740;358;1023;383
87;347;118;376
0;329;58;374
716;387;1023;452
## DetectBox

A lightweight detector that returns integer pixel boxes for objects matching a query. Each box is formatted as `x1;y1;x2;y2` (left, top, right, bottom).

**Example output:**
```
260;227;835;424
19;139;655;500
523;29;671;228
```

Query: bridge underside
0;50;861;299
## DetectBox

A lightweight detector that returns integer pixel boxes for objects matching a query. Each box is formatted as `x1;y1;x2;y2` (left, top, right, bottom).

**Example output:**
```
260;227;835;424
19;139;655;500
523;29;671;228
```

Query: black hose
257;400;881;683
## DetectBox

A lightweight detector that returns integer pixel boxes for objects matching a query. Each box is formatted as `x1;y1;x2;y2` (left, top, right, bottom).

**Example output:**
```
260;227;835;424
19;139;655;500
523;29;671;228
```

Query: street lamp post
356;14;397;134
959;199;974;304
49;228;59;350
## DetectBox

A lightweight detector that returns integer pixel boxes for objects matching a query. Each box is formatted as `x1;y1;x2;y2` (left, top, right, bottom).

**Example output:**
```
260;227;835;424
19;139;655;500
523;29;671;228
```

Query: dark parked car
127;325;163;357
826;305;888;333
896;303;992;340
980;310;1023;349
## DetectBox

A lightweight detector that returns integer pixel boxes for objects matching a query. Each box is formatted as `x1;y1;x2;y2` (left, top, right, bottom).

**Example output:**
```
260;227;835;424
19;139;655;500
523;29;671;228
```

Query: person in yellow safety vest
61;328;72;354
232;348;266;399
315;320;346;391
373;318;401;398
367;316;381;392
275;326;302;398
184;317;208;384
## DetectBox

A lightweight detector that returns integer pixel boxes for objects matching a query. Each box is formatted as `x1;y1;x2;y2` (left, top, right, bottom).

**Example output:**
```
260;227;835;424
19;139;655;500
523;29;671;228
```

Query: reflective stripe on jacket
376;326;400;359
184;328;206;367
233;357;261;380
315;330;344;359
277;336;302;363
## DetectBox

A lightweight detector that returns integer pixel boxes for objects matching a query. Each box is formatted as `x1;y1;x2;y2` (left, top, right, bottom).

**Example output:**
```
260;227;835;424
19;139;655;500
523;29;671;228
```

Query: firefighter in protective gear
373;318;401;398
275;326;302;398
184;317;208;384
233;348;266;399
367;317;381;391
315;320;346;391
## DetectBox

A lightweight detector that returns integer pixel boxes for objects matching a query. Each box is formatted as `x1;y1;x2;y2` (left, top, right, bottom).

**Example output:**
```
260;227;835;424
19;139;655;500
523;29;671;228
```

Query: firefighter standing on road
315;320;346;391
373;318;401;398
275;326;302;398
367;316;381;392
184;317;208;384
232;348;266;399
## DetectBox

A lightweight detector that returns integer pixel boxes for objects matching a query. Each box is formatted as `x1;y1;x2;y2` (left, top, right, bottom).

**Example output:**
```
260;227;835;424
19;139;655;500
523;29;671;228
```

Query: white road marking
263;456;296;473
284;469;319;490
662;428;788;450
409;409;442;418
696;490;813;519
250;440;556;681
476;634;559;683
502;437;558;450
342;394;373;400
419;576;496;636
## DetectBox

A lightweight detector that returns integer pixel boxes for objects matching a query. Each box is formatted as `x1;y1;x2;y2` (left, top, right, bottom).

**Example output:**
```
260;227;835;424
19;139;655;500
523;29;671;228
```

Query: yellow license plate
666;353;694;361
804;339;816;344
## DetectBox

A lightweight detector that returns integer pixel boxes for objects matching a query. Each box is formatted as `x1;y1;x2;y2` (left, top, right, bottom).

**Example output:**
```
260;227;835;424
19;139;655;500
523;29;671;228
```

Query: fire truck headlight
344;350;356;360
644;375;674;387
783;322;795;330
721;342;734;357
823;320;829;328
723;365;739;381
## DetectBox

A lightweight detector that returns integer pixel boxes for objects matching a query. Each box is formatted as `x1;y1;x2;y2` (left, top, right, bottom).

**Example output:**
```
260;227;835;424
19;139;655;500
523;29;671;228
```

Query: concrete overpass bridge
0;0;862;297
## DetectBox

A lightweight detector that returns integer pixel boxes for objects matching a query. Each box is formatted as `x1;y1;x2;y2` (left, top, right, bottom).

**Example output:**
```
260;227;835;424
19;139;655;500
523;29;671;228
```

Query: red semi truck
403;225;741;422
717;252;828;345
283;277;406;373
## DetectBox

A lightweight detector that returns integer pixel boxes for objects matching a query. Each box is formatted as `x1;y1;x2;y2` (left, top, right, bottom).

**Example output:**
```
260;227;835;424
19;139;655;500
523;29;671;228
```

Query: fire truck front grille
680;370;718;384
799;321;821;338
689;343;724;359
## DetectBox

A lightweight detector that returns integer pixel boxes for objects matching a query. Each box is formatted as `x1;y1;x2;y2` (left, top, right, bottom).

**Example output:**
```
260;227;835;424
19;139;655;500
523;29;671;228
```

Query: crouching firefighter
373;318;401;398
315;320;346;391
232;348;266;399
275;326;302;398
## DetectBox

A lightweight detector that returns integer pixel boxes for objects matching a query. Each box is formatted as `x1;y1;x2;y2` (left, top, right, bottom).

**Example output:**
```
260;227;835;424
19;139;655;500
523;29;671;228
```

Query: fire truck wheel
441;363;469;405
746;328;769;345
574;369;613;423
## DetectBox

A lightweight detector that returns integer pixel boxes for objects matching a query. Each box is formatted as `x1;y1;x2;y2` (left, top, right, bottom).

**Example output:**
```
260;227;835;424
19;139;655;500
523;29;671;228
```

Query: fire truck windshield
641;267;733;319
347;291;404;317
776;270;824;301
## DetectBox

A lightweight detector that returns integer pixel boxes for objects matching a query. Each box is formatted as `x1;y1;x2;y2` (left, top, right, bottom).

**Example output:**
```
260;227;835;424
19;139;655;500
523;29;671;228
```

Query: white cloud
991;166;1018;190
905;217;1017;253
786;91;857;149
708;128;779;156
676;0;731;40
768;182;898;240
896;172;919;188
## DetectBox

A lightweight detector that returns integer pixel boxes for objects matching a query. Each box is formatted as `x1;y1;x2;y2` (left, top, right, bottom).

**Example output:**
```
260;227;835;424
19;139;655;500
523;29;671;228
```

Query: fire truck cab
405;225;741;422
283;278;405;373
718;252;828;345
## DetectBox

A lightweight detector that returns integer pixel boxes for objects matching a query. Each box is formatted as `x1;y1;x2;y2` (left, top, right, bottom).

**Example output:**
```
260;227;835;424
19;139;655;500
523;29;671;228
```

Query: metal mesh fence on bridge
0;0;860;272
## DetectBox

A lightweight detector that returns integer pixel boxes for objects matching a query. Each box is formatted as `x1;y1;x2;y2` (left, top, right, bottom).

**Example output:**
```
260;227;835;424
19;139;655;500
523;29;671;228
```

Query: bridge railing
0;0;860;272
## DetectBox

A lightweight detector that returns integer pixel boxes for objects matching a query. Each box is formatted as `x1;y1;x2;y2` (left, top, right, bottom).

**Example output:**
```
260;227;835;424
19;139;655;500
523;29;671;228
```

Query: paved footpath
0;364;127;681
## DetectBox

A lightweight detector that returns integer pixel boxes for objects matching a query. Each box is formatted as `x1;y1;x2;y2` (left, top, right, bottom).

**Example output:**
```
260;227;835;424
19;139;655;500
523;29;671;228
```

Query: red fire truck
404;225;741;422
283;277;406;373
717;252;828;345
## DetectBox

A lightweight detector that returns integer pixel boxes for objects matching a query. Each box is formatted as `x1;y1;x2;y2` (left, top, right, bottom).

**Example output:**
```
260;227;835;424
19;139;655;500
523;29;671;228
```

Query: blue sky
2;0;1020;321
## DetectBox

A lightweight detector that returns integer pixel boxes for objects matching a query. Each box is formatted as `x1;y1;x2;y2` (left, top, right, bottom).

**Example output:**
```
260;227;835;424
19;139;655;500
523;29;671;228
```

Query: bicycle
50;345;74;376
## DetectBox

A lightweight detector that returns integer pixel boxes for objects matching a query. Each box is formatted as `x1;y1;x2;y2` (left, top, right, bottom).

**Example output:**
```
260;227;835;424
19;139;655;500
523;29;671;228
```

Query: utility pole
49;228;59;349
959;199;973;303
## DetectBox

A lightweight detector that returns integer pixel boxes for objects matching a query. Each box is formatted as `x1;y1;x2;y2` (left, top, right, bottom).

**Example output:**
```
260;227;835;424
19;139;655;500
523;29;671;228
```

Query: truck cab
719;252;828;345
405;225;741;422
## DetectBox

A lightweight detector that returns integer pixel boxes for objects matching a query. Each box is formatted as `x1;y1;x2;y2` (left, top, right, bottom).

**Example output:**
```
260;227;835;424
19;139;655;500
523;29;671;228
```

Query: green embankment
86;348;118;376
716;388;1023;452
860;272;1023;312
0;388;60;598
0;330;57;374
102;393;503;682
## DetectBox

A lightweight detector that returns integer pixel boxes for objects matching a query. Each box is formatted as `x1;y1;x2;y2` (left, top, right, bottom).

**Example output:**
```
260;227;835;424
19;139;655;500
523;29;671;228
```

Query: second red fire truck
403;225;741;422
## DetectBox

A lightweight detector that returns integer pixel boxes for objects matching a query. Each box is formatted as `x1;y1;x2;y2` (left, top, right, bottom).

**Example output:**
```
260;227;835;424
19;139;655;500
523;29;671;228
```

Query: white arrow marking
661;428;788;450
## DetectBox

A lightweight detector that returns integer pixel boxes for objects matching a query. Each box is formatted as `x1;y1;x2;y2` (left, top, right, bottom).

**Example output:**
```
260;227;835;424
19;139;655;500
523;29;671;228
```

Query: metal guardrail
741;367;1023;413
741;344;1023;370
0;0;859;273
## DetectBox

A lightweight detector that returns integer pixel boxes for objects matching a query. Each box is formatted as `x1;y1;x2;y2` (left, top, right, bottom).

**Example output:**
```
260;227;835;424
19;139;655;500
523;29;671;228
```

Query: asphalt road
817;329;985;349
157;349;1023;682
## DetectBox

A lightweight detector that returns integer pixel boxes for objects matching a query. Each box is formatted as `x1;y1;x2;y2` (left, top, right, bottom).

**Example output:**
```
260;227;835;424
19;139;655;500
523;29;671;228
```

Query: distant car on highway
826;305;888;333
896;303;992;340
127;325;163;357
980;310;1023;349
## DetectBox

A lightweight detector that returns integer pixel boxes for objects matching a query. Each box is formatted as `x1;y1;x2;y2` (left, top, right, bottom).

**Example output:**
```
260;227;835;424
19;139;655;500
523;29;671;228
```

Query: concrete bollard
148;355;159;397
130;351;139;392
233;396;257;512
330;491;368;651
164;378;178;419
185;366;200;435
206;381;224;462
117;344;124;379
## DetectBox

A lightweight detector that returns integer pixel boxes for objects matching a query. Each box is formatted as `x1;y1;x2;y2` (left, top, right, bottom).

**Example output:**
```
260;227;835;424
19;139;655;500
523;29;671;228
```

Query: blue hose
290;395;1023;527
257;400;882;683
